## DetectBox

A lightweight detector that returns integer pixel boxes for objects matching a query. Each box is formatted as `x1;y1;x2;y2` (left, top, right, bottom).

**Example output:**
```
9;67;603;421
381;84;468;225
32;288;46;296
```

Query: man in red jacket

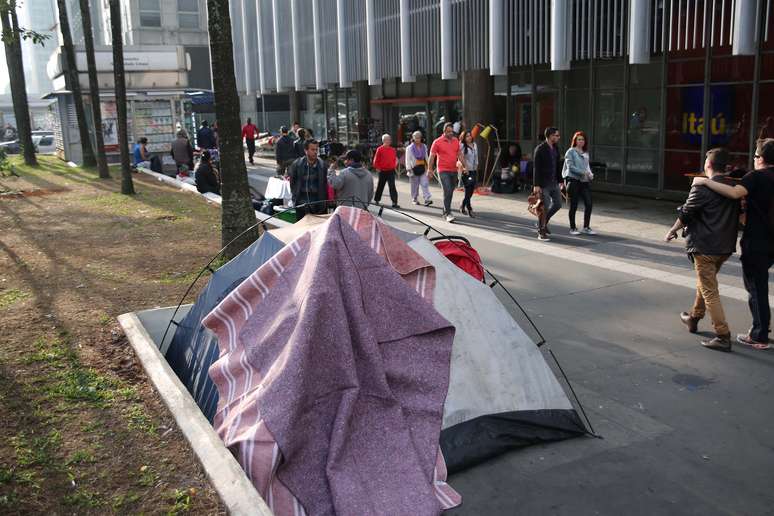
372;133;400;208
242;118;259;165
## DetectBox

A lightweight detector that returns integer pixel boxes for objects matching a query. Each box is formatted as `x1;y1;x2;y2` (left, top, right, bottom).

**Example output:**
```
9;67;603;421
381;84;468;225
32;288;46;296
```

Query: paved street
247;158;774;515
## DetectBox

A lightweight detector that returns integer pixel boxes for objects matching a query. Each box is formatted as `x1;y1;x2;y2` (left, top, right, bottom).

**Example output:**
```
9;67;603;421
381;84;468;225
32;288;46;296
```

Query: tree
1;2;37;166
206;0;259;257
78;0;109;178
55;0;96;168
108;0;133;194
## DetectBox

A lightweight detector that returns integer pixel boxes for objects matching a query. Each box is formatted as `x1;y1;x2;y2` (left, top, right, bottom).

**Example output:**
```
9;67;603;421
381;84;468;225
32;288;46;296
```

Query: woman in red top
372;133;400;208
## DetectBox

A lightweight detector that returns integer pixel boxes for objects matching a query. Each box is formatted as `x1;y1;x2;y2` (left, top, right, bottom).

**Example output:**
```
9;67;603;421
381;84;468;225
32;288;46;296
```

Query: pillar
732;0;756;56
399;0;414;82
489;0;506;75
550;0;570;71
289;90;301;127
629;0;651;64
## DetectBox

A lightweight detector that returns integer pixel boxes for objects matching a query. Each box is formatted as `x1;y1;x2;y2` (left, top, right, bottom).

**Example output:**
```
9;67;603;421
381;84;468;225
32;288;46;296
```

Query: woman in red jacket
372;133;400;208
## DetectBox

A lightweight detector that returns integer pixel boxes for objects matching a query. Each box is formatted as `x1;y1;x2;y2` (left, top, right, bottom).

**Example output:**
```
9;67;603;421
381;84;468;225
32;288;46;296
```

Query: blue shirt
133;144;143;165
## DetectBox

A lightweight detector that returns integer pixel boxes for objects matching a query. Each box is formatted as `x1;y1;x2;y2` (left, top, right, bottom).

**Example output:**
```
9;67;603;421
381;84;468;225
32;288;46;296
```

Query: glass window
513;93;532;144
594;90;623;145
177;0;199;28
413;76;429;97
626;148;660;188
535;69;560;89
663;150;701;191
565;90;590;138
566;67;589;89
370;84;383;100
665;86;703;150
762;53;774;81
447;79;461;96
711;55;754;82
301;93;325;141
384;78;397;98
398;79;412;97
628;89;661;148
429;75;445;95
667;59;704;85
326;91;337;140
594;63;624;89
347;92;358;143
708;84;751;154
592;145;622;184
629;62;662;88
140;0;161;27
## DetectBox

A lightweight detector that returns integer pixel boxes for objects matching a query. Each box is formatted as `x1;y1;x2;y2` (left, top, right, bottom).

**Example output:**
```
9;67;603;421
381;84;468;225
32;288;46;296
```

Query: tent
164;206;588;511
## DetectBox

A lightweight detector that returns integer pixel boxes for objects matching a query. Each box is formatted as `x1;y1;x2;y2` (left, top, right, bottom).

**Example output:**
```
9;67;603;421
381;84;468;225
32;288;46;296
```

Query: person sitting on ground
275;126;296;176
171;130;194;176
328;149;374;210
195;150;220;195
133;137;151;168
692;138;774;350
665;148;739;352
196;120;217;151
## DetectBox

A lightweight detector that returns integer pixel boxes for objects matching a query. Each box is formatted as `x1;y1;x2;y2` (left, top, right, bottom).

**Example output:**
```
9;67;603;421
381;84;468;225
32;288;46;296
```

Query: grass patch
11;429;62;468
137;465;158;488
63;488;104;508
111;492;140;510
0;288;30;310
126;405;157;435
64;449;97;466
168;487;195;515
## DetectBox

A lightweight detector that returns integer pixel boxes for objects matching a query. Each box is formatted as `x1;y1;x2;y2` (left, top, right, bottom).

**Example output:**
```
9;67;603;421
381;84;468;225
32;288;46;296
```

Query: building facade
229;0;774;196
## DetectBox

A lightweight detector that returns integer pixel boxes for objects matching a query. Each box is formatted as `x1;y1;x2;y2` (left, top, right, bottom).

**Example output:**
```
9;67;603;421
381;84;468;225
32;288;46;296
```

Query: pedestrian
275;126;296;177
327;149;374;209
665;148;739;351
405;131;433;206
133;137;151;168
372;133;400;209
242;117;259;165
460;131;478;217
291;121;301;140
429;122;464;223
171;129;194;175
288;139;328;219
692;138;774;349
195;150;220;195
196;120;216;151
294;128;307;158
532;127;563;241
563;131;596;235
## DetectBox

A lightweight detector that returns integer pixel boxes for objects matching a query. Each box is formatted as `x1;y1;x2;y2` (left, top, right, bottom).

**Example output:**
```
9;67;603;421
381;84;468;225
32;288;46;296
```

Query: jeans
246;139;255;163
439;172;456;215
374;169;398;205
461;170;476;211
410;172;431;202
277;159;294;176
540;184;563;228
567;179;592;229
690;254;731;336
741;253;774;342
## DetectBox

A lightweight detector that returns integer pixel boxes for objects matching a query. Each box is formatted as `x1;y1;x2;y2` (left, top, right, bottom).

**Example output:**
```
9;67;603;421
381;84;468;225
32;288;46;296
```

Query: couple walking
667;140;774;352
533;127;596;241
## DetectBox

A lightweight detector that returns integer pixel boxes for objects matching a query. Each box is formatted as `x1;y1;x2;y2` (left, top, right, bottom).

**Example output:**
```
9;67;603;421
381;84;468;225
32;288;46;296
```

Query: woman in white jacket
405;131;433;206
460;131;478;217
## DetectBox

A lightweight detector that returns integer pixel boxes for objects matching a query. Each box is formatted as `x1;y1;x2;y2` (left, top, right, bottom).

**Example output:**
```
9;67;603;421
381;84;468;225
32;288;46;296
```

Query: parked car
0;134;56;155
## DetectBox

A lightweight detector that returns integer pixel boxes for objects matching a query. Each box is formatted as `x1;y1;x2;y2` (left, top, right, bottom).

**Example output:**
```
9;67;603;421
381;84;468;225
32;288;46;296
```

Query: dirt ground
0;157;231;514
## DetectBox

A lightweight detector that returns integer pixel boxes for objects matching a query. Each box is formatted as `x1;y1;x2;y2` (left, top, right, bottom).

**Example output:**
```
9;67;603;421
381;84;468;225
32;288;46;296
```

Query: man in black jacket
195;150;220;195
275;126;297;176
288;139;328;219
665;148;738;351
692;138;774;349
532;127;563;241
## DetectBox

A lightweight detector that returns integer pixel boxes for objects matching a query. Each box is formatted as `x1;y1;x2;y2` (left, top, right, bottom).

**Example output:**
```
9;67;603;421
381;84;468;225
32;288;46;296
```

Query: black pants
246;139;256;163
567;179;592;229
741;252;774;342
374;169;398;205
461;171;476;210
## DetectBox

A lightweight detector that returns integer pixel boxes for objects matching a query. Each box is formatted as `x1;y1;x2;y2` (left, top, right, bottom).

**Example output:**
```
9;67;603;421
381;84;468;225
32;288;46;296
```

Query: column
399;0;414;82
336;0;351;87
440;0;454;80
489;0;506;75
550;0;570;71
312;0;324;90
366;0;378;86
629;0;651;64
732;0;756;56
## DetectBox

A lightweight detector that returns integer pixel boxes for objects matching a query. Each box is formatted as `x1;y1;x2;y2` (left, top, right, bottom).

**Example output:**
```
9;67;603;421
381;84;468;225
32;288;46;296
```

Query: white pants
409;173;432;201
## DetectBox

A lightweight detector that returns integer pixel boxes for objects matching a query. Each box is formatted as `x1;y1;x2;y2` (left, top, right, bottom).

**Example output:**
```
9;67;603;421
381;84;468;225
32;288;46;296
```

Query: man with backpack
693;138;774;349
665;148;739;351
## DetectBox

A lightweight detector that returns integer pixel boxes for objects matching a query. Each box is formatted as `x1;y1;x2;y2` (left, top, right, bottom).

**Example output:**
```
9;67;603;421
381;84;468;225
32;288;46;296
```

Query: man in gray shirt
328;149;374;210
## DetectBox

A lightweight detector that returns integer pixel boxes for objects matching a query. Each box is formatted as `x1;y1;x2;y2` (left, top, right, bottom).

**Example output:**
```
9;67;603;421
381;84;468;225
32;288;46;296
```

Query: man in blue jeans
532;127;563;241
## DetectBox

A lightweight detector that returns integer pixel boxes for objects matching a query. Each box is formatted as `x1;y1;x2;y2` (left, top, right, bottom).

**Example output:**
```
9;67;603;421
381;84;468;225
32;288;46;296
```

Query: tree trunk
56;0;96;168
1;6;37;166
207;0;259;258
79;0;109;178
108;0;133;194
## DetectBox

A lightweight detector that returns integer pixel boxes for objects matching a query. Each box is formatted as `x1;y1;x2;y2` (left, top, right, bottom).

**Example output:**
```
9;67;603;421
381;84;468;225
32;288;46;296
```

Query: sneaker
392;204;401;209
582;227;597;235
537;230;550;241
680;312;699;333
569;228;581;236
412;199;419;205
424;199;433;206
445;214;456;223
701;334;732;352
736;334;772;350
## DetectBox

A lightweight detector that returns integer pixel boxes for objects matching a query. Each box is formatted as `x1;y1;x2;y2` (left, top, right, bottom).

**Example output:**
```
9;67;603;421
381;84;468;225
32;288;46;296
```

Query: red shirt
242;123;258;140
372;145;398;172
430;135;461;172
